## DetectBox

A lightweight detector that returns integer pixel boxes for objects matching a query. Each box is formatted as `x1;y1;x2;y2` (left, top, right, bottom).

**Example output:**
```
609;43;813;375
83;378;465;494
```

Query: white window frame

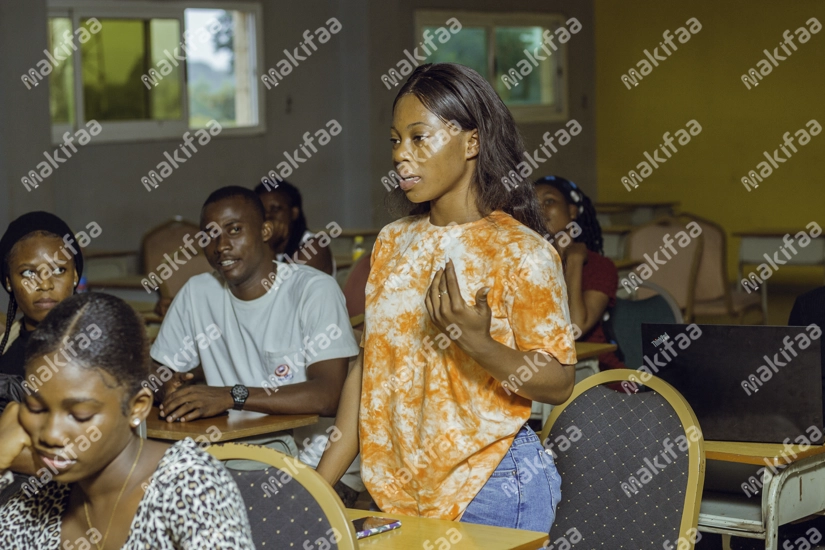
48;0;265;144
415;10;570;124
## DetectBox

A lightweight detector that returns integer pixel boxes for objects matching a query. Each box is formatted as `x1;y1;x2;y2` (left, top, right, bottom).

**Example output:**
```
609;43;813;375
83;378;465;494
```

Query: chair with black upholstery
540;370;705;550
208;442;358;550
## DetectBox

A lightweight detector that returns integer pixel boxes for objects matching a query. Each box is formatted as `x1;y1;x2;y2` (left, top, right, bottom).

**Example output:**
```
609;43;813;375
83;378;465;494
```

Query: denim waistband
511;423;540;447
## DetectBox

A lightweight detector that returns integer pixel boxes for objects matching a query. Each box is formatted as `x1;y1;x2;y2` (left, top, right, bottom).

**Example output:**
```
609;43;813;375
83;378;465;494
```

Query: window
415;11;577;123
46;1;263;143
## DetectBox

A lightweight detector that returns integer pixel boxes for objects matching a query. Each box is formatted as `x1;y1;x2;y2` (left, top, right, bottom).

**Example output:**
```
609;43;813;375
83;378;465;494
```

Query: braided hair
533;176;604;255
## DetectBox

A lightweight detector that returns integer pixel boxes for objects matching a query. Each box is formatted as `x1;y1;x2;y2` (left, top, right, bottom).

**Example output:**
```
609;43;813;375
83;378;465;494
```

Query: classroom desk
145;406;318;442
533;342;618;424
595;201;679;227
346;509;548;550
733;229;825;319
698;441;825;550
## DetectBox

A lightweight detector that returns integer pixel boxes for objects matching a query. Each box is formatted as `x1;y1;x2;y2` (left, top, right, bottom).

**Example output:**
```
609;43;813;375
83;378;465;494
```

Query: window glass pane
80;18;182;121
495;26;556;106
185;9;256;128
421;26;487;79
49;17;75;125
149;19;184;120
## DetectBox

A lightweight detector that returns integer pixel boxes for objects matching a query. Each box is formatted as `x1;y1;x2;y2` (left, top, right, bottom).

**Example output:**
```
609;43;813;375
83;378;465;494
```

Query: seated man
150;186;362;504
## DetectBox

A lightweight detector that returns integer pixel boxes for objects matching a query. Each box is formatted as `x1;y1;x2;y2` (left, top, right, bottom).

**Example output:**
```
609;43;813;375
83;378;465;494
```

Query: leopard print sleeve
0;480;67;549
150;439;255;550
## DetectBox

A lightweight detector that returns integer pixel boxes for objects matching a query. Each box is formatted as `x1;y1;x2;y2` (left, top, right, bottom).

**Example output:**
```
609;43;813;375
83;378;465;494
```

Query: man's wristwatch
230;384;249;411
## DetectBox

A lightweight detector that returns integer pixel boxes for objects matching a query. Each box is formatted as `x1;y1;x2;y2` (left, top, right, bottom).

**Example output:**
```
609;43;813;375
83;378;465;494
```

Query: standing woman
533;176;626;372
318;63;577;532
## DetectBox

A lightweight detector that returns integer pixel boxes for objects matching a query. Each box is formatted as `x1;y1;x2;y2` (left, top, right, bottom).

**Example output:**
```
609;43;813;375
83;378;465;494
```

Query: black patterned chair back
209;443;357;550
544;371;704;549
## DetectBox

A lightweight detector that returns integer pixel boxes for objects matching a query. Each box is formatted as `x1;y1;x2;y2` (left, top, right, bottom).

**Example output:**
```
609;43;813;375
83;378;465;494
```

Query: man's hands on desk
152;364;231;423
160;384;234;422
152;357;349;422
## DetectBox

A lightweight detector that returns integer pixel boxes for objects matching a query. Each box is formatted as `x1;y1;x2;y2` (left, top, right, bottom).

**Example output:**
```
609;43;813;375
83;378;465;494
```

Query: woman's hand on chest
424;259;493;355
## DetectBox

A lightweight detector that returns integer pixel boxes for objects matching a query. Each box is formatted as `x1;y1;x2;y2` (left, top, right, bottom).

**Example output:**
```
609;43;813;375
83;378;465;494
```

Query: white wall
0;0;374;252
0;0;595;248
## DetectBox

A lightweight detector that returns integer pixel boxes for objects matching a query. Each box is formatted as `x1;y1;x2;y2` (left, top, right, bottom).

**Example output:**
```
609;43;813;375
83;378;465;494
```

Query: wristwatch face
231;385;249;407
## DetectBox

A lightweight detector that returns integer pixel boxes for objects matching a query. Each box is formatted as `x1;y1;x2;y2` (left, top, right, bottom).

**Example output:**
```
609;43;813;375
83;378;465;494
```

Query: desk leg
761;453;825;550
763;466;779;550
760;281;769;323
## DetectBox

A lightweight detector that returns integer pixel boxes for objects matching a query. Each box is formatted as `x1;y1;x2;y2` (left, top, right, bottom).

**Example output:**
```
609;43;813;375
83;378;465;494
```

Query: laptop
640;324;823;444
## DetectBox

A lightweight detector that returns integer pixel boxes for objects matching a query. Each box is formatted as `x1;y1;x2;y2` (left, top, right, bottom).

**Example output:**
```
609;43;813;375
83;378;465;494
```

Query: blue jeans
459;424;561;533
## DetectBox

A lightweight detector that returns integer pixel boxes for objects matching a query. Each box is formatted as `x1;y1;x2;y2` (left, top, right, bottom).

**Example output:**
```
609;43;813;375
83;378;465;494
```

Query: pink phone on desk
352;516;402;539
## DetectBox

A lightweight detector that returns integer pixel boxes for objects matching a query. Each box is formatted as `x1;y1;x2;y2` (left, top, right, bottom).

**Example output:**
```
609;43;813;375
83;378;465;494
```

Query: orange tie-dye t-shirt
360;210;577;520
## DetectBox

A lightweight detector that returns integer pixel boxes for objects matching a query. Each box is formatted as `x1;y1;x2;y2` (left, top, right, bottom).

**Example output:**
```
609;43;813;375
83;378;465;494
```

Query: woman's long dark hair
254;180;308;256
534;175;604;254
387;63;547;237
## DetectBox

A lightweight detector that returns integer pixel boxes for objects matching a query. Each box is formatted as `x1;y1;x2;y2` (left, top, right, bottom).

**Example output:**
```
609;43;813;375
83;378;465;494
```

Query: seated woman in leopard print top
0;293;254;550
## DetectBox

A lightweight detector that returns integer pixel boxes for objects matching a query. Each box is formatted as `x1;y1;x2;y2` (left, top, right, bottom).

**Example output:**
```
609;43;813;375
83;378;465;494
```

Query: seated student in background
0;211;84;482
0;293;253;549
0;212;83;382
534;176;626;372
150;186;363;506
254;180;336;276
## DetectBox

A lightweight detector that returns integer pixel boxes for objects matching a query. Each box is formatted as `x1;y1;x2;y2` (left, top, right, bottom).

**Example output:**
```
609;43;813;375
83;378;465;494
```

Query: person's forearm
242;379;342;417
459;335;575;404
564;258;589;332
316;354;362;487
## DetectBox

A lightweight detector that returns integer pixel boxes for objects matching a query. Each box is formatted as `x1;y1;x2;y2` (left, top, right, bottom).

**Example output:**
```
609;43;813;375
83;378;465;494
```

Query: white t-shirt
150;262;360;482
